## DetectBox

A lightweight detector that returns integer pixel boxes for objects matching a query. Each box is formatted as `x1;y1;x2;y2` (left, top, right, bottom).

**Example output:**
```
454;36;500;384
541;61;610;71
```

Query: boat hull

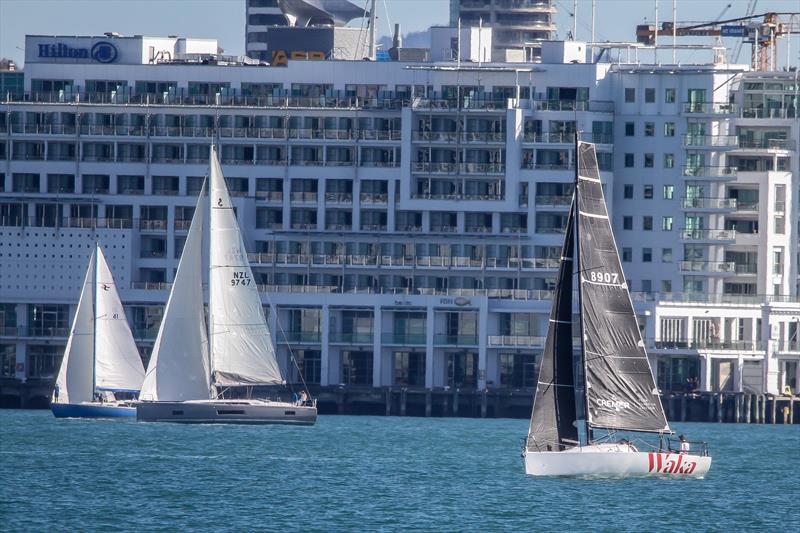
136;400;317;425
51;402;136;418
525;444;712;478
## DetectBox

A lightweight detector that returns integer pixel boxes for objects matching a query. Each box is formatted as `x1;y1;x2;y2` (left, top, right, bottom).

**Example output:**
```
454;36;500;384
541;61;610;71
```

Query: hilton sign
37;41;118;63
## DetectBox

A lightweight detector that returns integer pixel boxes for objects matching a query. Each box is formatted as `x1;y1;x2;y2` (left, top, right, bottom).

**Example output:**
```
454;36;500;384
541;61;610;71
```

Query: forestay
208;147;284;386
528;201;579;450
54;250;96;404
93;246;146;392
140;184;211;401
576;142;669;433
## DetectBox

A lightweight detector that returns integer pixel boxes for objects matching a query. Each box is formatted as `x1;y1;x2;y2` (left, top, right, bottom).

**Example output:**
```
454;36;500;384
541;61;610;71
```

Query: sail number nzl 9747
230;271;252;287
588;271;619;284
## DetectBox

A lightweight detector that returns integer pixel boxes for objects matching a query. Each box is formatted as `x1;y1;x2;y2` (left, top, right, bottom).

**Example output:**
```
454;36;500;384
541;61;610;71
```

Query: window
642;248;653;262
643;216;653;231
625;88;636;102
664;153;675;169
623;216;633;230
664;122;675;136
663;185;674;199
644;122;655;136
775;216;785;234
624;153;634;167
662;216;673;231
645;88;655;103
662;248;673;262
625;122;635;136
622;248;632;262
642;280;653;292
644;153;654;168
661;280;673;293
624;184;634;199
643;185;653;199
665;88;676;103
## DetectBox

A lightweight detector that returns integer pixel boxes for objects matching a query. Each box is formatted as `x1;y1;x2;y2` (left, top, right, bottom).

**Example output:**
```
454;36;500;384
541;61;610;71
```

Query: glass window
643;216;653;231
664;122;675;136
663;185;674;199
642;279;652;292
625;88;636;102
662;216;673;231
625;122;635;136
643;185;653;199
644;153;654;168
645;88;655;103
622;247;632;262
642;248;653;262
665;88;676;103
624;153;634;167
644;122;655;136
662;248;673;262
624;184;633;199
664;153;675;168
661;280;672;293
623;216;633;230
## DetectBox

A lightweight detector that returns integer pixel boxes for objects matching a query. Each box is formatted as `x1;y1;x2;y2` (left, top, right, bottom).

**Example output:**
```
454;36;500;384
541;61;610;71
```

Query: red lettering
648;453;655;472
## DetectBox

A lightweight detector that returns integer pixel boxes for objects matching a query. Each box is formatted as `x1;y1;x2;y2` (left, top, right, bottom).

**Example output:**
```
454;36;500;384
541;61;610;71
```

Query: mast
574;135;590;445
91;243;98;399
207;145;216;398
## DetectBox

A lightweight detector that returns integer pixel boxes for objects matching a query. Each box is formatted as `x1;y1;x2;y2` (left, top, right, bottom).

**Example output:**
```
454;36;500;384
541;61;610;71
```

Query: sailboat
523;141;712;478
136;146;317;424
51;244;146;418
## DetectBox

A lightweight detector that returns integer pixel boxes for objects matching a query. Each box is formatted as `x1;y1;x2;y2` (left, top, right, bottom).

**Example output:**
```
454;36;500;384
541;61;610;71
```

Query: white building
0;33;798;405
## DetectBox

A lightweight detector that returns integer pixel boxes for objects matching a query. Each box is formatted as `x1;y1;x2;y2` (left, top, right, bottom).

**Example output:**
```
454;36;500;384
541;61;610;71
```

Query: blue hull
51;403;136;418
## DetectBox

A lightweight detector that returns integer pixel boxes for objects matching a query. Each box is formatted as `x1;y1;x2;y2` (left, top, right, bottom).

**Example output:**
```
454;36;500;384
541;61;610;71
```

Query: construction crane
731;0;758;63
636;11;800;70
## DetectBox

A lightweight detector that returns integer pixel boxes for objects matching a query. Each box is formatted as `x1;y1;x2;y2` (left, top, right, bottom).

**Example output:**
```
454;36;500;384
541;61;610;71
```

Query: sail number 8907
588;271;619;284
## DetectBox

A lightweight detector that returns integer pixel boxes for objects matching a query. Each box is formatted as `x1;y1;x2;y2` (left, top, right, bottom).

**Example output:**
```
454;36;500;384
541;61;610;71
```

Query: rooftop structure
0;33;798;409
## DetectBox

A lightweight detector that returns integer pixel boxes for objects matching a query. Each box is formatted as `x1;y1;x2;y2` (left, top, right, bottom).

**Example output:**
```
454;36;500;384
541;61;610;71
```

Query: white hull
525;444;712;478
136;398;317;425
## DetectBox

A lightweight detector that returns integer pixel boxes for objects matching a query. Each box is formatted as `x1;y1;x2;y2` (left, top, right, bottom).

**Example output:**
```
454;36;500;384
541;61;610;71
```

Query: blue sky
1;0;798;67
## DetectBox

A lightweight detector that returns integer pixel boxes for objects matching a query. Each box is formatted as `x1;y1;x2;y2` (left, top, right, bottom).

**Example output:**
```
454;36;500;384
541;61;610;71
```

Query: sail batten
527;200;579;451
575;142;670;434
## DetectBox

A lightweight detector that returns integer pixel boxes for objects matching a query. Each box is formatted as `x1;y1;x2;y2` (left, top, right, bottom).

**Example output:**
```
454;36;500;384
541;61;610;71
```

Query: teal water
1;411;797;532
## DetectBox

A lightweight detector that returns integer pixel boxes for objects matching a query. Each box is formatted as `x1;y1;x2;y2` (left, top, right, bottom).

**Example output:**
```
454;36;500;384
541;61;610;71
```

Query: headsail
93;245;146;392
208;146;284;386
140;184;211;401
54;250;96;404
527;201;579;450
575;142;669;433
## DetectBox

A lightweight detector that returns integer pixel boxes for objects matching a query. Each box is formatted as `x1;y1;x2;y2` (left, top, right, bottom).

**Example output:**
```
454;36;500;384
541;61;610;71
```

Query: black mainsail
575;142;669;434
527;202;579;450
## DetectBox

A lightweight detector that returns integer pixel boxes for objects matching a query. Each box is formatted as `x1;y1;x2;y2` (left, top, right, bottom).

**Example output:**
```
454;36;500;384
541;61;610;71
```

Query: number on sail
588;271;619;284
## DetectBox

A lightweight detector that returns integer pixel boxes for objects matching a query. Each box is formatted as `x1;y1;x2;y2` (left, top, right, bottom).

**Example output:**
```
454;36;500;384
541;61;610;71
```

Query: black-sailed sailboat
523;140;712;478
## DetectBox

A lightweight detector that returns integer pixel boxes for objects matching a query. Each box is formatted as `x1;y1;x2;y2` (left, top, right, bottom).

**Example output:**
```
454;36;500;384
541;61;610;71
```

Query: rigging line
260;288;309;398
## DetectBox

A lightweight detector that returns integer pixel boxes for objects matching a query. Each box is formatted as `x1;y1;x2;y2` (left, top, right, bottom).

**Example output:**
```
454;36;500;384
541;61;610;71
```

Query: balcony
532;100;614;113
411;162;504;175
329;332;374;344
679;229;736;242
734;138;794;152
678;261;736;275
139;220;168;231
535;195;572;207
680;198;737;211
681;102;737;115
255;191;283;202
681;166;737;179
290;192;318;203
382;333;427;345
0;326;70;338
360;192;388;205
681;135;739;148
325;192;353;204
434;334;479;346
280;331;321;344
651;339;763;352
487;335;545;347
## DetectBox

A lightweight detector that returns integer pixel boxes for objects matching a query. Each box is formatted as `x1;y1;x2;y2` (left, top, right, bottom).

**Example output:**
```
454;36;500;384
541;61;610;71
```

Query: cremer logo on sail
595;398;632;411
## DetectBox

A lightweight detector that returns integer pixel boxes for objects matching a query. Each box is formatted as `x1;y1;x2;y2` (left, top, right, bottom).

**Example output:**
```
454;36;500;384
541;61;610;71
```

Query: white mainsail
54;250;96;404
208;146;284;386
93;246;146;392
140;185;211;401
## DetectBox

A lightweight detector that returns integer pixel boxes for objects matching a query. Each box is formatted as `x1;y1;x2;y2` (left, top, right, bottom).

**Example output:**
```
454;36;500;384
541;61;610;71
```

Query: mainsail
575;142;669;433
527;201;579;450
93;246;146;392
54;250;96;404
208;146;284;386
140;184;211;401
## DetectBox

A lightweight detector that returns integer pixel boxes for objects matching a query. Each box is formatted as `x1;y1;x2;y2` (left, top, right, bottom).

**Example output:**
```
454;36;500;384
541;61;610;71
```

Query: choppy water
0;410;797;532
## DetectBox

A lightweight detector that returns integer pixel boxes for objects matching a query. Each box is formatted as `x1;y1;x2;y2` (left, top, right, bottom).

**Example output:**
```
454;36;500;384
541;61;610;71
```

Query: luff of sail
528;200;579;450
54;249;97;404
208;146;284;386
576;142;669;433
140;183;211;401
93;246;146;392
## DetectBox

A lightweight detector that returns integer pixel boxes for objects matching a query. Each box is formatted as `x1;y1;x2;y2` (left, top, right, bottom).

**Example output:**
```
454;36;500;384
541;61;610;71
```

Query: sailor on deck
679;435;690;454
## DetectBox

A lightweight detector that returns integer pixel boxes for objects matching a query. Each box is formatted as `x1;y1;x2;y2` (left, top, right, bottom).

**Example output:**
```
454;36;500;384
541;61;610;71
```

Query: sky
1;0;798;67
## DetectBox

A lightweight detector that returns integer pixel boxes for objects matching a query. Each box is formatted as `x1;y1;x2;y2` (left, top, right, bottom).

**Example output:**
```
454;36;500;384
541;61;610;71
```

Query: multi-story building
450;0;557;61
0;33;798;408
246;0;289;61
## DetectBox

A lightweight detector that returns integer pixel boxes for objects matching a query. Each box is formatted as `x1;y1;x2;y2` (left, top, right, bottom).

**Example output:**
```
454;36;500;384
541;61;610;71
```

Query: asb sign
37;41;118;63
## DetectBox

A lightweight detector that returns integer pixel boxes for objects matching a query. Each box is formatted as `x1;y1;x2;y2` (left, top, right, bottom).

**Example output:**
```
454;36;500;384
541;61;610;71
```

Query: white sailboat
51;244;146;418
523;141;712;478
137;146;317;424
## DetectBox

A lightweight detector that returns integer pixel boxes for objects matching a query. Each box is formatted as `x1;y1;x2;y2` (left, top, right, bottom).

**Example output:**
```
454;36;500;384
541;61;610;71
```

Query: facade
246;0;289;61
450;0;557;61
0;34;798;407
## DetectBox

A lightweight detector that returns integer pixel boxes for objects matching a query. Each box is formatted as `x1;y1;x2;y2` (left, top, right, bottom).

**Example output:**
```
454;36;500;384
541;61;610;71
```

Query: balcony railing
255;191;283;202
651;339;763;351
290;192;318;203
434;334;479;346
681;197;737;210
0;216;134;229
679;229;736;241
682;134;739;147
325;192;353;204
360;192;388;204
535;195;572;207
736;138;794;151
329;333;374;344
487;335;545;347
679;261;736;274
0;326;70;338
381;333;427;345
280;331;322;344
139;220;168;231
682;102;737;114
681;166;737;178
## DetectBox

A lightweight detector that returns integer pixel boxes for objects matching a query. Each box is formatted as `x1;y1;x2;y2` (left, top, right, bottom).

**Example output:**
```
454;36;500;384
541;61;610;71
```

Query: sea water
0;410;797;532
